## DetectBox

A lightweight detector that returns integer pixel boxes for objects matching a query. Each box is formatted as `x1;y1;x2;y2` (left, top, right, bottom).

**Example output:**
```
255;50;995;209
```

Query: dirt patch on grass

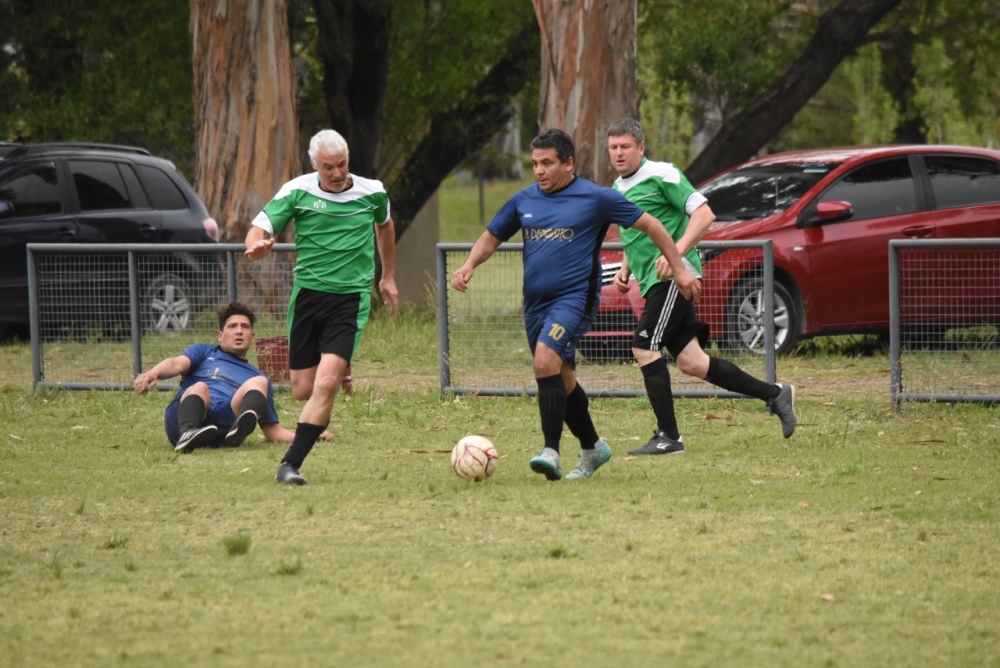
352;356;895;400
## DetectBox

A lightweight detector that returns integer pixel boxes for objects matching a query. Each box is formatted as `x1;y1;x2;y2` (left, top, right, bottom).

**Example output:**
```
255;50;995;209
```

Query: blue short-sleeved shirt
168;344;280;426
487;177;645;312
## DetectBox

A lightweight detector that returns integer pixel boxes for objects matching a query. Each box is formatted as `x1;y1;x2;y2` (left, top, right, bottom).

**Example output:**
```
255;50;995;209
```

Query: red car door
799;156;931;332
920;154;1000;326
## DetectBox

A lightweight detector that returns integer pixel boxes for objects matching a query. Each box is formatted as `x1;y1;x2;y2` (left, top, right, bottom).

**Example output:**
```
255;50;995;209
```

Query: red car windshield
701;161;839;220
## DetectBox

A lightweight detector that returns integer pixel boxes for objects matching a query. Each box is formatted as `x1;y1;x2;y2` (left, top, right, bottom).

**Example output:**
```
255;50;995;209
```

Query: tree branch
686;0;904;184
388;18;539;238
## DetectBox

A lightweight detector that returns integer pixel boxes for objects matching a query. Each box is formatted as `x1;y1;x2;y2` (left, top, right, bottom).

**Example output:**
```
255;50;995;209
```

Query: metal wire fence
29;239;788;401
890;238;1000;406
28;243;296;391
436;241;777;398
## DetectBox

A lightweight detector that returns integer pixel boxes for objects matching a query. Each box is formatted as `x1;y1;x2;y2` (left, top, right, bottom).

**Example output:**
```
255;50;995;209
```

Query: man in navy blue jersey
451;129;700;481
134;302;330;452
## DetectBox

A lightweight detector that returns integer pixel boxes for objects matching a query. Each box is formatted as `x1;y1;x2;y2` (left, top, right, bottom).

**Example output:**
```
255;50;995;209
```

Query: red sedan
585;145;1000;359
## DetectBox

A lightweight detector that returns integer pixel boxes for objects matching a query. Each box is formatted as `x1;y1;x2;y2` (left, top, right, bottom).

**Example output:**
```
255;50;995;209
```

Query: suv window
822;157;917;221
925;155;1000;208
0;163;63;218
69;160;132;212
135;164;188;210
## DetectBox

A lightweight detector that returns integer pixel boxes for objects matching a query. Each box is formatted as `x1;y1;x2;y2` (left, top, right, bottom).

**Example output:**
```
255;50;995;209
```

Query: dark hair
530;128;576;164
217;302;256;330
607;118;645;144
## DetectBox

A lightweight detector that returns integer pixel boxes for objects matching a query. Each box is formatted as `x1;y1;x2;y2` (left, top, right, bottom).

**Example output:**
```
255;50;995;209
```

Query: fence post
889;241;902;408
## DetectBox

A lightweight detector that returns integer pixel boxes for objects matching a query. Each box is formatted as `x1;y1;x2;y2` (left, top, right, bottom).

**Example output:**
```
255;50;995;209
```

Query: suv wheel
725;277;798;355
144;273;193;333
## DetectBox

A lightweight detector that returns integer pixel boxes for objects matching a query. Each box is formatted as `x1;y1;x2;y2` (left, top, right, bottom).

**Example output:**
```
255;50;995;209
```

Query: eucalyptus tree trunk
533;0;637;185
190;0;300;241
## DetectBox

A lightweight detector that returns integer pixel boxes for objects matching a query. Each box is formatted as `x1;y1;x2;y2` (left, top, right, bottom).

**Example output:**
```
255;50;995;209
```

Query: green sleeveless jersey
251;172;391;294
613;158;705;297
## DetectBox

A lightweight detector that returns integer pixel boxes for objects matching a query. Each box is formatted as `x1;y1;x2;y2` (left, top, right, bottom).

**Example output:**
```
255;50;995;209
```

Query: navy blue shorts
523;298;598;369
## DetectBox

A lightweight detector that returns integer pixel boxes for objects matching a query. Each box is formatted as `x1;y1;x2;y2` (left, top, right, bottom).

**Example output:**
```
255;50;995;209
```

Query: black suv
0;143;222;340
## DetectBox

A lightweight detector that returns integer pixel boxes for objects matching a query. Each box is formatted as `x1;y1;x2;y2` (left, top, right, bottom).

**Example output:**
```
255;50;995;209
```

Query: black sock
704;357;780;401
564;383;599;450
536;374;566;452
239;390;268;424
641;358;680;440
281;422;327;469
177;395;206;433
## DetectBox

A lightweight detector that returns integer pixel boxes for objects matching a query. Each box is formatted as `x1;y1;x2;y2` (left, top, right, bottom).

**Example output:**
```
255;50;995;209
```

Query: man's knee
181;381;210;401
632;347;661;367
532;344;563;377
676;347;709;378
291;378;313;401
311;358;347;399
290;367;318;401
242;376;269;392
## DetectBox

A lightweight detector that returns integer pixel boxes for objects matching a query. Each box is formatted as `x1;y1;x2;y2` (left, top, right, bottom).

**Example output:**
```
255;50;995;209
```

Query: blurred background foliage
0;0;997;180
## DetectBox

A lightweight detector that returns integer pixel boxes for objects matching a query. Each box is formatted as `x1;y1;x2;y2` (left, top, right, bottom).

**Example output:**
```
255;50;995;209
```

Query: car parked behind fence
0;142;222;340
589;145;1000;359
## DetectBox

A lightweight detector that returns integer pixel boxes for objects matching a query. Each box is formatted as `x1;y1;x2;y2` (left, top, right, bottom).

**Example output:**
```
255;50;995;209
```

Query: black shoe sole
627;446;685;455
224;411;257;448
175;426;219;453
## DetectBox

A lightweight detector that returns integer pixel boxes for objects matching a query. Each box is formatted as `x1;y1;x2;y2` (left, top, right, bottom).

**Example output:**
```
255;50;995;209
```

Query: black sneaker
767;383;797;438
175;425;219;452
224;410;258;448
275;462;308;485
628;431;684;455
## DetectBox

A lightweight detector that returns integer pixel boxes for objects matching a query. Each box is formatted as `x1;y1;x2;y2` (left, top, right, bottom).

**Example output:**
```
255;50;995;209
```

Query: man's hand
612;268;631;293
244;237;275;261
654;256;674;280
380;276;399;315
673;268;702;302
133;371;158;394
451;266;474;293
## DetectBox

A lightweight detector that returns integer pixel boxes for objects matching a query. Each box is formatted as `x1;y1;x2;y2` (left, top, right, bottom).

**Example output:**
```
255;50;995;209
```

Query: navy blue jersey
169;344;280;425
487;177;644;311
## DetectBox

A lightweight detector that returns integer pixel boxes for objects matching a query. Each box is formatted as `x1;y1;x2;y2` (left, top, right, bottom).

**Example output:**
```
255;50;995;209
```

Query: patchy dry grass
1;318;998;667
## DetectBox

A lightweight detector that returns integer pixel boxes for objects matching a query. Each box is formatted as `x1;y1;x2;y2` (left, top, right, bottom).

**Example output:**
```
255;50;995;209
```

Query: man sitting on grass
134;302;330;452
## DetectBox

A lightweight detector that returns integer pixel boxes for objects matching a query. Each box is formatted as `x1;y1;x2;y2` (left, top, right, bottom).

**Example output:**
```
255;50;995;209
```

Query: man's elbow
697;204;716;226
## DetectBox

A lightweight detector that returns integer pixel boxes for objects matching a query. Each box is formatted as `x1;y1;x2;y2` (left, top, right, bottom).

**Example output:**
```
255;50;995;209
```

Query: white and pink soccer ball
451;435;498;482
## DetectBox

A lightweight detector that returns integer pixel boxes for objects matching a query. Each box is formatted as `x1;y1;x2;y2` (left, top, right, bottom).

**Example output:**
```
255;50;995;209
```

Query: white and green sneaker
566;439;613;480
529;447;562;481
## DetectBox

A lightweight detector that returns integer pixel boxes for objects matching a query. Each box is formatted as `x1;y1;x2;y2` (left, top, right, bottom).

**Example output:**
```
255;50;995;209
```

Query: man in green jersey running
245;129;398;484
606;119;796;455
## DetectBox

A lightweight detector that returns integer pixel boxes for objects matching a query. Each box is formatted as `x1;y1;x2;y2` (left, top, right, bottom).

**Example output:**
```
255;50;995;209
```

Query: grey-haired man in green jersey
607;119;796;455
245;129;398;485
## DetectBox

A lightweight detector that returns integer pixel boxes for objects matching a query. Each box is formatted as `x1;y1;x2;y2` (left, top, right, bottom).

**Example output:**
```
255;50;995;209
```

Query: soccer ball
451;435;498;482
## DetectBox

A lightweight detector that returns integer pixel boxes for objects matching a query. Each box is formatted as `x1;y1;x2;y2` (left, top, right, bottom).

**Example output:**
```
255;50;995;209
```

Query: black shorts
287;286;371;369
632;281;709;360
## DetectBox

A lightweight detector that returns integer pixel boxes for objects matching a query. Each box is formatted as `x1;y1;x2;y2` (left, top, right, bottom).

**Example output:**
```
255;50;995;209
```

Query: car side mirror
0;200;13;219
803;200;853;226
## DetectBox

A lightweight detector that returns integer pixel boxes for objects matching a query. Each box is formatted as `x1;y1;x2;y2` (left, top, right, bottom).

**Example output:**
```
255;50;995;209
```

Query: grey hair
308;129;349;161
607;118;645;144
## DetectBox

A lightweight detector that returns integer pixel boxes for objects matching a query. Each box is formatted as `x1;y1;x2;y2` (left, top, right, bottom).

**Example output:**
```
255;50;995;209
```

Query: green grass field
2;173;999;666
1;307;998;667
